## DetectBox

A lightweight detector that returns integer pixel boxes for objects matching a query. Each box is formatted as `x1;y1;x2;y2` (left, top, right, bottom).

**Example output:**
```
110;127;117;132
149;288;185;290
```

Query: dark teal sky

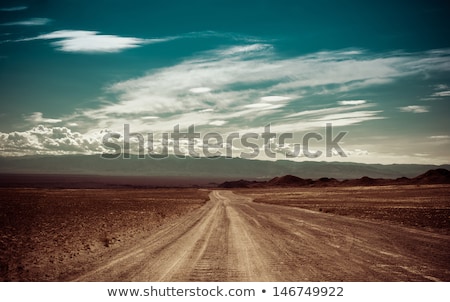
1;0;449;164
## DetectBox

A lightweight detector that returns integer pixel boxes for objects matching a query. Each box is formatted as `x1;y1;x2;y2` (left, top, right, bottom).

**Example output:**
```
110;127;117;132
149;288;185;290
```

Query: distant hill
0;154;449;186
219;179;265;188
411;168;450;185
218;169;450;188
267;175;313;187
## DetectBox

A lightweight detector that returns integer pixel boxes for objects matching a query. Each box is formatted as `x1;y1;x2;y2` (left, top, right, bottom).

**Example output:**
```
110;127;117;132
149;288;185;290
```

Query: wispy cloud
434;84;448;90
219;43;272;56
21;30;171;53
399;105;429;113
261;96;292;102
429;135;450;140
2;18;51;26
189;87;212;93
141;116;160;120
0;6;27;12
432;90;450;97
25;112;62;124
420;83;450;100
13;30;268;54
338;100;367;106
71;45;450;137
209;120;227;126
243;103;285;110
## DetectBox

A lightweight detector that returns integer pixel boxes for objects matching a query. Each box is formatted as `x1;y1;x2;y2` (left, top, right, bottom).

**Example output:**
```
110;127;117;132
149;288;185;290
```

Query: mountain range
0;154;449;187
219;169;450;188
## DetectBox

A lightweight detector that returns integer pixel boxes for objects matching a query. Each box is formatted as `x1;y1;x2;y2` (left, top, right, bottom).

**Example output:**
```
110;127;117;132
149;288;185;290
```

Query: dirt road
72;190;450;281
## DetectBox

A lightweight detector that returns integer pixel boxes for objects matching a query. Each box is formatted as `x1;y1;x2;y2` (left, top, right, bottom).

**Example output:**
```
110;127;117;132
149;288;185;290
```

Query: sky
0;0;449;164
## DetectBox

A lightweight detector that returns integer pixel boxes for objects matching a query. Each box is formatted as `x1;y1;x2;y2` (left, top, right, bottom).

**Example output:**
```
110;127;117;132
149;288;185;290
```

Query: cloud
189;87;212;93
98;47;386;122
0;125;106;156
209;120;227;126
346;148;370;156
141;116;159;120
261;96;291;102
21;30;168;53
338;100;367;106
13;31;265;55
429;135;450;139
413;153;429;157
315;111;382;122
285;103;373;119
2;18;51;26
220;43;272;56
399;105;429;113
243;103;284;109
339;50;364;56
72;45;450;138
431;90;450;97
0;6;27;12
25;112;62;124
434;84;448;90
6;42;450;161
421;84;450;100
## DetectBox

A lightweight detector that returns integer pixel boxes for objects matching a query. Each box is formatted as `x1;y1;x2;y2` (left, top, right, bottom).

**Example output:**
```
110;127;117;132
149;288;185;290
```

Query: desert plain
0;183;449;281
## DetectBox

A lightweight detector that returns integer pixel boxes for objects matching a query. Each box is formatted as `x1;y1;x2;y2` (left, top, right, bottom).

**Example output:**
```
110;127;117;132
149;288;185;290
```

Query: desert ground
1;185;449;281
0;188;209;281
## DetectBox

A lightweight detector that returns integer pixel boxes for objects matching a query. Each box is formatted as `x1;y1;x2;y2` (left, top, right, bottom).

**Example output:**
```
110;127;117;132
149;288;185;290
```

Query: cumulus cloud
25;112;62;124
21;30;168;53
2;18;51;26
0;125;106;156
399;105;429;113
